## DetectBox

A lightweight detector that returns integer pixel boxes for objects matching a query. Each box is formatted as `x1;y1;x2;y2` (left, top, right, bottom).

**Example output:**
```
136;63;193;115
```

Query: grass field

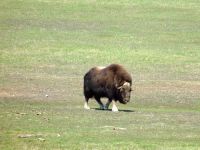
1;0;200;149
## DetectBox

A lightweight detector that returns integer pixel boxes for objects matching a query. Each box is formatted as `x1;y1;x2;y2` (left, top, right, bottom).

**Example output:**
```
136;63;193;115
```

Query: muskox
83;64;132;112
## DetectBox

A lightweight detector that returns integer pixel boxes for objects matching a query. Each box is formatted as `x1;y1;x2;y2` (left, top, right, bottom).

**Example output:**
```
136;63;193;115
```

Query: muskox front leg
105;99;112;110
95;97;104;110
112;100;119;112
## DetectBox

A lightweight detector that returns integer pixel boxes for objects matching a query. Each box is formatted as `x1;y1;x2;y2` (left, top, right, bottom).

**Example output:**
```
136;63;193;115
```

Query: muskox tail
83;73;93;99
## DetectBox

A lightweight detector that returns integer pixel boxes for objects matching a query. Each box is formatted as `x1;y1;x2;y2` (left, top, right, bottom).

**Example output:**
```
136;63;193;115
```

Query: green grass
0;0;200;149
0;99;200;150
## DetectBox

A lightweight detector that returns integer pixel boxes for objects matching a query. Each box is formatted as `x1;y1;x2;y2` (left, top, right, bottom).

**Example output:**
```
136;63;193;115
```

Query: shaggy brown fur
83;64;132;106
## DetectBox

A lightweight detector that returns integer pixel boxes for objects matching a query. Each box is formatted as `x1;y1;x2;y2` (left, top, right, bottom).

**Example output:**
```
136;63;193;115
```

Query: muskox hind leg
94;96;105;110
84;98;90;110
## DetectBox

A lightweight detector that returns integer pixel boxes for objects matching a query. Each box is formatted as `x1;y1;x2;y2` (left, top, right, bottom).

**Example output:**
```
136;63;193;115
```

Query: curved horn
123;82;130;87
117;86;122;89
117;82;130;89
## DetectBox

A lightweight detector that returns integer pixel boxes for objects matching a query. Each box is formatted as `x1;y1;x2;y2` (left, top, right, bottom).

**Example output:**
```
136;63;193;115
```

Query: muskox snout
123;98;130;104
125;95;131;102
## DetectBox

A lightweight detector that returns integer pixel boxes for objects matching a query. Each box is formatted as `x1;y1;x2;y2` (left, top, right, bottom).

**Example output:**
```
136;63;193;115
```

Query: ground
0;0;200;149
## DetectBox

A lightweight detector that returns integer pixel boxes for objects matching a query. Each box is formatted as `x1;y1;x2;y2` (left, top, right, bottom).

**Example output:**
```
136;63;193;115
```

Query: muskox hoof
84;103;90;110
84;106;90;110
100;105;105;110
104;106;109;110
112;107;119;112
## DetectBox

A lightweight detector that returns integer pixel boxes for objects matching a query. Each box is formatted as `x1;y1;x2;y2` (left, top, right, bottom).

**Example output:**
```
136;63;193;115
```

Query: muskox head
118;82;132;104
